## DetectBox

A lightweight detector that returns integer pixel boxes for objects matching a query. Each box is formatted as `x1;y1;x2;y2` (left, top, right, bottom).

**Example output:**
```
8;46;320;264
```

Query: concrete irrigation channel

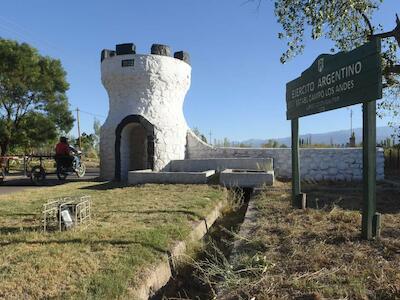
150;187;254;300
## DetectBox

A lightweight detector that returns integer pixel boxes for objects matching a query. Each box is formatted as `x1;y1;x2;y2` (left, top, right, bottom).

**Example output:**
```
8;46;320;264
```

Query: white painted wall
187;131;385;181
100;53;191;180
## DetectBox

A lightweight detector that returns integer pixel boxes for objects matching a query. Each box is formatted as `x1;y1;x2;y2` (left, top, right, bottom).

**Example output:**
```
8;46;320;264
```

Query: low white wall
167;158;273;172
187;132;385;181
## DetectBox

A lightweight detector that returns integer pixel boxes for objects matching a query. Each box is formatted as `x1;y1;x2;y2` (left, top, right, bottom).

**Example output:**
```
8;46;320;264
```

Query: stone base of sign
166;158;273;173
219;169;274;188
128;169;215;185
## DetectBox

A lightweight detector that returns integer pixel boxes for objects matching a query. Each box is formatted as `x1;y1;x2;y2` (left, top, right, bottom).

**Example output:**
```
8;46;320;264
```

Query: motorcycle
56;151;86;180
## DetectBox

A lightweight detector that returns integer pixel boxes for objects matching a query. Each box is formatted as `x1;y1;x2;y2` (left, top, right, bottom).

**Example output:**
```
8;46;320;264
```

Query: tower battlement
100;43;190;65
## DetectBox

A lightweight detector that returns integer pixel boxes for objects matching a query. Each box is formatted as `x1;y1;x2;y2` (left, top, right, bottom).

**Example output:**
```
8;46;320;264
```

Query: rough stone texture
116;43;136;55
151;44;172;56
100;51;191;180
101;49;115;62
166;158;273;172
174;51;190;65
220;169;274;188
127;169;215;185
187;131;385;181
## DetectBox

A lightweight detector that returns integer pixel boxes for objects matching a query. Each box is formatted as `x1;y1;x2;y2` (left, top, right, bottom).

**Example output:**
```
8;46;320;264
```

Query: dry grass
0;181;226;299
210;182;400;300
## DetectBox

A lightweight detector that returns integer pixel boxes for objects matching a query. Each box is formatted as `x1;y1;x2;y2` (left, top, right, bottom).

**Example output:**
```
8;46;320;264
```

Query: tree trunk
0;142;9;157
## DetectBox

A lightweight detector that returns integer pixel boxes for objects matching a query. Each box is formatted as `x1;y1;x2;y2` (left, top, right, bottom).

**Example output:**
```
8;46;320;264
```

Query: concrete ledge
167;158;273;172
220;169;274;188
128;169;215;185
129;198;227;299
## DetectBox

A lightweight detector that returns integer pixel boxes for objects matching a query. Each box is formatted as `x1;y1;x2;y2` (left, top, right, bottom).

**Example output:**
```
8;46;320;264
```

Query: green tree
253;0;399;125
261;139;279;148
0;39;74;155
192;127;208;143
239;142;251;148
269;0;390;62
93;118;101;154
223;137;231;147
74;132;96;156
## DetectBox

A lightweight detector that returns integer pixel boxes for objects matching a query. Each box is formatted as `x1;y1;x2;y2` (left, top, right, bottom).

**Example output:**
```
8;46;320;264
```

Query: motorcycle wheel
30;166;46;185
76;163;86;178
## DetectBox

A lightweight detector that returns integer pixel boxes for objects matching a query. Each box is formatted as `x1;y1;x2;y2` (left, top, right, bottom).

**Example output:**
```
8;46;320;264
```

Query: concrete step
167;158;273;173
128;169;215;185
219;169;274;188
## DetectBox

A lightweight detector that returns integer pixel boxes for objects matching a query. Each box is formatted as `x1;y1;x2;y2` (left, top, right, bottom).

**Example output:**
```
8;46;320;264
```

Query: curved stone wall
100;44;191;180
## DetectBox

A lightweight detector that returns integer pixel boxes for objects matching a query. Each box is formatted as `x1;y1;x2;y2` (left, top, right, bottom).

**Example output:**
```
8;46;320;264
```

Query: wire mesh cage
42;196;92;232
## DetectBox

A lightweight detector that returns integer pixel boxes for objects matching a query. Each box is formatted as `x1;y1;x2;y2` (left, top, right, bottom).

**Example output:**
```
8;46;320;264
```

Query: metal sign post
291;118;301;207
285;39;383;240
362;100;380;239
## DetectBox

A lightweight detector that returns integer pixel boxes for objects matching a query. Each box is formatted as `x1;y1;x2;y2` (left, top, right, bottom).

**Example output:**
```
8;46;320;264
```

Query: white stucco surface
100;52;191;180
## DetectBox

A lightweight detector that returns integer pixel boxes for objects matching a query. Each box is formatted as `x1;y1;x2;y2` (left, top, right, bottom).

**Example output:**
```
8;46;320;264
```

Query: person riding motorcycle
55;137;79;170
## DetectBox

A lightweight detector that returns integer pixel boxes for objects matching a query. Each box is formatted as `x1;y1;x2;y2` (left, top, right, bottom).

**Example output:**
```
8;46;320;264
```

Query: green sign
286;39;382;120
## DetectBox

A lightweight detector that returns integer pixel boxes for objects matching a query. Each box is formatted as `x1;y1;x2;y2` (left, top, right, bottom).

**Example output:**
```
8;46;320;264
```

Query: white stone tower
100;43;191;180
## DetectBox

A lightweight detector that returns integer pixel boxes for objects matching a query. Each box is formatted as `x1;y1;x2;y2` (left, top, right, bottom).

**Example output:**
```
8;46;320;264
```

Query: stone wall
186;131;385;181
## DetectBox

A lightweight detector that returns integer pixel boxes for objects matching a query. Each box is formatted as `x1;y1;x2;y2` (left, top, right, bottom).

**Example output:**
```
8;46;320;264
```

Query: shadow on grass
0;213;38;217
302;184;400;214
108;209;205;220
0;225;41;234
79;181;128;191
0;238;168;254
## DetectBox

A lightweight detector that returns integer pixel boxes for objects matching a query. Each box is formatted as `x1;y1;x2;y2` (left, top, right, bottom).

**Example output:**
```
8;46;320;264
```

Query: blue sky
0;1;398;142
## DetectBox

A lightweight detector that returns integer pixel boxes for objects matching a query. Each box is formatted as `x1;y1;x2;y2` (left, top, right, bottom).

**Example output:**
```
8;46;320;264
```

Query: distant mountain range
241;126;396;147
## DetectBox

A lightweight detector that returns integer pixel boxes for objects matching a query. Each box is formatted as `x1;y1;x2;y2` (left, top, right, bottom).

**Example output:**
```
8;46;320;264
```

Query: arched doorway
115;115;154;181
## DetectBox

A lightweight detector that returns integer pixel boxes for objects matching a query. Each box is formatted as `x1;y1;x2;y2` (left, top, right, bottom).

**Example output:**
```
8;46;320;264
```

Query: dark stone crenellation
101;49;116;62
151;44;171;56
102;44;191;64
174;51;190;65
116;43;136;55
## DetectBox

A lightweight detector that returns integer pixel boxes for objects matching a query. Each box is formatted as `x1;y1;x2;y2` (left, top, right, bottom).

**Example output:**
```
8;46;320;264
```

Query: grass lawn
215;181;400;300
0;181;226;299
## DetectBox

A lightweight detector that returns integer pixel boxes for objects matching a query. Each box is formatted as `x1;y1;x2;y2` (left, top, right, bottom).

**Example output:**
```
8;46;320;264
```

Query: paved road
0;168;100;195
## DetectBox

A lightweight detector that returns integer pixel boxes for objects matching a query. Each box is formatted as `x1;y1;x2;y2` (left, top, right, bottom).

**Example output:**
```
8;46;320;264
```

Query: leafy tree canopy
0;38;74;155
192;127;208;143
270;0;390;62
73;132;97;157
253;0;399;129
